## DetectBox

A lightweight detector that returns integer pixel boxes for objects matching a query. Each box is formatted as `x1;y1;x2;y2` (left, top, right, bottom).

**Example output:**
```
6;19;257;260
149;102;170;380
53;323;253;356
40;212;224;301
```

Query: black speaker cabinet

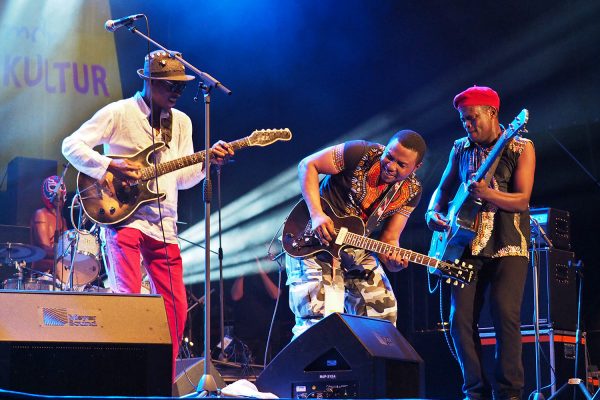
530;207;571;250
523;249;577;330
256;313;424;398
0;291;172;396
5;157;57;226
480;249;577;331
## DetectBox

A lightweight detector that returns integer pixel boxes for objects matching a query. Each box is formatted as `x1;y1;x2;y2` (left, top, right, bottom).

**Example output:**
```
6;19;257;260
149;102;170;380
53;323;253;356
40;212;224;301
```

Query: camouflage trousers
285;248;397;339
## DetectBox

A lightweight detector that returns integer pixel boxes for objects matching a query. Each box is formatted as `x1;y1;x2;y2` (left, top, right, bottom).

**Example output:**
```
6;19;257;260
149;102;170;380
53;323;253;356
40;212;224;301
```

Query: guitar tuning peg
453;281;458;286
445;278;451;284
462;261;466;266
454;259;459;264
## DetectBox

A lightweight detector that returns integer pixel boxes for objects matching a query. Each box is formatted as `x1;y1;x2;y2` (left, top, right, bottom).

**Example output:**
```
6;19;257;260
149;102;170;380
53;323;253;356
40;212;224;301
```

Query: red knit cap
453;86;500;110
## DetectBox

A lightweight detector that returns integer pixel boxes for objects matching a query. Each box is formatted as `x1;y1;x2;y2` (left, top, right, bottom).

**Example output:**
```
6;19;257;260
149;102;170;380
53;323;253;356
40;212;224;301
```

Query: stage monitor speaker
5;157;57;226
256;313;424;399
0;291;172;396
172;357;226;396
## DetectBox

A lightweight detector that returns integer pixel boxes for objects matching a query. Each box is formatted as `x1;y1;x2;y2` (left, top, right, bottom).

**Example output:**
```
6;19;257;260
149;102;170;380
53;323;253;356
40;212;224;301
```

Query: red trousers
103;227;186;382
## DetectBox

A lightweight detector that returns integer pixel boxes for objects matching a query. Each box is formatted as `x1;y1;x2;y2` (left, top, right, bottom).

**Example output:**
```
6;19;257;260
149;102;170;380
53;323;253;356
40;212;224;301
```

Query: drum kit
0;228;103;292
0;167;112;292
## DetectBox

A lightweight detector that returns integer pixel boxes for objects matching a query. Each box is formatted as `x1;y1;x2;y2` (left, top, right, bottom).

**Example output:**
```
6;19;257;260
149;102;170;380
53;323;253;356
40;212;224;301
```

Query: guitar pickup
335;227;348;245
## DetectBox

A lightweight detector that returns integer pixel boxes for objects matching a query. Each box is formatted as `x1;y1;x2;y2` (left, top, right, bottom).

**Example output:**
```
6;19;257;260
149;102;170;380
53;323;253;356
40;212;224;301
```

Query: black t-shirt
320;140;422;228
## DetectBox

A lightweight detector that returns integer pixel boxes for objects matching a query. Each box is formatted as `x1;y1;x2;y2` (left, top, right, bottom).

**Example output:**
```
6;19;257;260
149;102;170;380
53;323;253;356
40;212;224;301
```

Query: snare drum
56;230;100;286
2;277;53;291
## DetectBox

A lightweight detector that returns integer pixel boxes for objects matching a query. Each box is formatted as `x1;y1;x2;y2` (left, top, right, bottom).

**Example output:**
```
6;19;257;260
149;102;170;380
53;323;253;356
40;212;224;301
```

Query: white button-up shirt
62;92;205;243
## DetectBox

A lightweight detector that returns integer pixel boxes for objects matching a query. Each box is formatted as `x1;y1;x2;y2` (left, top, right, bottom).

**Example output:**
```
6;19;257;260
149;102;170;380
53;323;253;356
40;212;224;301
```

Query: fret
134;133;263;182
342;231;443;270
344;232;452;276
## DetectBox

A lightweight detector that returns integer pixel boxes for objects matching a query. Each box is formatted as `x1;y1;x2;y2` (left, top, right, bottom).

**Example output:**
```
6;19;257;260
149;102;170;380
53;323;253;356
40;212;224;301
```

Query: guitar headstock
248;128;292;146
437;259;475;288
505;109;529;139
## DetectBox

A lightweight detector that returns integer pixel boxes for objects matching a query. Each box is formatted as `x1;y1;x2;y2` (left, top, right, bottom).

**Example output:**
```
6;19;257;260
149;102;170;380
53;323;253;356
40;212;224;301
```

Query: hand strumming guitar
108;158;142;180
310;211;335;246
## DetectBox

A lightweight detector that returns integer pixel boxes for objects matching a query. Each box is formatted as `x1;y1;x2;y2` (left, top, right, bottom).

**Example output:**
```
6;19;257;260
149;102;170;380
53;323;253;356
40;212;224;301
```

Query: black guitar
77;128;292;225
428;109;529;269
283;197;474;287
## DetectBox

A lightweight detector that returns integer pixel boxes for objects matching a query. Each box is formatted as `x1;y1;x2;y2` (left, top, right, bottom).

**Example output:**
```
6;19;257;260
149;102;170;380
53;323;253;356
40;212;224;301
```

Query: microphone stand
124;25;231;395
51;163;69;291
530;216;554;400
216;166;226;362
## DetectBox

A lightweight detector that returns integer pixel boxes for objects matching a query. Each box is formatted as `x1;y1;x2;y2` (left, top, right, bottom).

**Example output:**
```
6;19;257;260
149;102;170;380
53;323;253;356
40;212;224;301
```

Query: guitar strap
364;181;402;236
160;110;173;147
483;149;502;186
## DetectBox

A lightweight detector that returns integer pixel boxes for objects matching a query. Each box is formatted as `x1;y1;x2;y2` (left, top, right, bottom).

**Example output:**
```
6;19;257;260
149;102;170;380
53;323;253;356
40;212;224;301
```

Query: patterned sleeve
331;144;345;173
341;140;369;173
509;137;533;155
396;177;422;218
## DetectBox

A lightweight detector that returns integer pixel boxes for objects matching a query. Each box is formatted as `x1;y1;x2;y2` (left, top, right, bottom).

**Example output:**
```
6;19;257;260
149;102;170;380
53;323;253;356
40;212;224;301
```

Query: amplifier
530;207;571;250
479;248;577;331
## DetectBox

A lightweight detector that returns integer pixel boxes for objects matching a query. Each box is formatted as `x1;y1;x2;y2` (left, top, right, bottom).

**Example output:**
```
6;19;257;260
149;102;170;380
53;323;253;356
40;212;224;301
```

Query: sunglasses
162;80;187;94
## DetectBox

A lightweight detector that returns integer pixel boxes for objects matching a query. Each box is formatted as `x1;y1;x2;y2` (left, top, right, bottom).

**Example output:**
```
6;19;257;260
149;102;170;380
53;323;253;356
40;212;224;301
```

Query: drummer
30;175;68;274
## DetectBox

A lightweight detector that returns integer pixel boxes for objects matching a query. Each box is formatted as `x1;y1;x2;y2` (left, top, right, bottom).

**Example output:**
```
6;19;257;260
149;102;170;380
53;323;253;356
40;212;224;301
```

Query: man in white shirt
62;50;233;380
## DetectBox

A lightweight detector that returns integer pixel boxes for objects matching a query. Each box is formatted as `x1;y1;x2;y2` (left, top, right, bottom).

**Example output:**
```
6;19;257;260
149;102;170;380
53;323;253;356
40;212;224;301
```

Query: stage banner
0;0;122;183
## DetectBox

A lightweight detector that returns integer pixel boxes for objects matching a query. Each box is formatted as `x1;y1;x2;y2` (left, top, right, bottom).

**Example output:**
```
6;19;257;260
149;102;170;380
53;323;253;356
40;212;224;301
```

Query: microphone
104;14;144;32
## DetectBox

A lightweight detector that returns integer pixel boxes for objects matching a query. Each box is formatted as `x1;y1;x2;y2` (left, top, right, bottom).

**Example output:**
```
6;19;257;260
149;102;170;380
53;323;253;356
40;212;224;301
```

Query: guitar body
428;184;481;264
282;197;365;259
428;109;530;272
75;128;293;226
283;196;475;286
77;143;166;225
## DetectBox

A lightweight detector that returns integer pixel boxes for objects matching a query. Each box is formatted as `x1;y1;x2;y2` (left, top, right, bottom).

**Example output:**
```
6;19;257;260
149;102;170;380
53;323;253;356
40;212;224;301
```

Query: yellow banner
0;0;122;181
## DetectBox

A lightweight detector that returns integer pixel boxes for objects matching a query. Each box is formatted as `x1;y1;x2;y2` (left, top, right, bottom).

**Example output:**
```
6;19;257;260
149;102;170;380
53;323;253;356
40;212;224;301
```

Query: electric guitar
77;128;292;225
428;109;529;270
283;197;474;287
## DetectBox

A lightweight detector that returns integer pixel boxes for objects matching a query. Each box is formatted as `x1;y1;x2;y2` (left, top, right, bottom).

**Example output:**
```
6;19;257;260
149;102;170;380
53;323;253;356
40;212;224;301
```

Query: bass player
425;86;535;400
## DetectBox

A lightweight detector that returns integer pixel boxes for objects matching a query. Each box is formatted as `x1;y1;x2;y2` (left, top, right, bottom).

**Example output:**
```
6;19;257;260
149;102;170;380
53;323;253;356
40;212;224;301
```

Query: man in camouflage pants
285;131;427;338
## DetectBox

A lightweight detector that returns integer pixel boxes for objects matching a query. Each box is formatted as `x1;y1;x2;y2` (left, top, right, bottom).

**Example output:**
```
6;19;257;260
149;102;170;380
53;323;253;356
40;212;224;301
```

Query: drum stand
63;231;81;291
13;261;25;290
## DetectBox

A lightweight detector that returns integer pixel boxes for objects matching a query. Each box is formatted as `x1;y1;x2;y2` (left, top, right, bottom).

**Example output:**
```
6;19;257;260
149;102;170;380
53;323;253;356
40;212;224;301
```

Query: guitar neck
343;231;440;268
472;132;512;182
139;137;250;181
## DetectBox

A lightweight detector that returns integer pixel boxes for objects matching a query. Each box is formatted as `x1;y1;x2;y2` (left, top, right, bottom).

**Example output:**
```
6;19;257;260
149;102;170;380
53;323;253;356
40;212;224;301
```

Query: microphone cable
138;16;187;388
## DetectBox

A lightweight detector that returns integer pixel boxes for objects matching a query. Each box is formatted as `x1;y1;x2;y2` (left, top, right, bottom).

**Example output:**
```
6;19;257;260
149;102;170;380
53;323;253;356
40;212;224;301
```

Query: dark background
14;0;600;398
107;0;600;396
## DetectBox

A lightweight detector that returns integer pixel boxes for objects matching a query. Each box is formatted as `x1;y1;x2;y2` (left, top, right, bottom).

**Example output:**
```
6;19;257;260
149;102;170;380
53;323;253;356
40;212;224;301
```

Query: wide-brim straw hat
137;50;195;81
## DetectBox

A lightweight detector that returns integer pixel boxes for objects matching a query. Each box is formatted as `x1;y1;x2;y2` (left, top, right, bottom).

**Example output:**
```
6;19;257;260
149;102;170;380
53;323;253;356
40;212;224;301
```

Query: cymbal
0;243;45;264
